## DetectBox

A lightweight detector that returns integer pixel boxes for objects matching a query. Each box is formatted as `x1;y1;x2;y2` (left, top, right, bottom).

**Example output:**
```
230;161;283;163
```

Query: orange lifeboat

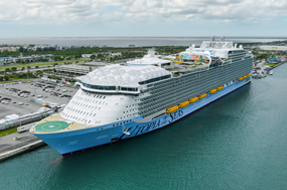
179;101;189;108
209;89;217;94
198;93;207;99
189;97;199;103
216;86;223;91
166;106;179;114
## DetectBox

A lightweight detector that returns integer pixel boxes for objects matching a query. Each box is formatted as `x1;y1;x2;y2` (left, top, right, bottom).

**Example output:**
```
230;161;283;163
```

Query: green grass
265;63;278;66
0;59;88;70
0;127;17;137
0;81;15;84
0;78;37;84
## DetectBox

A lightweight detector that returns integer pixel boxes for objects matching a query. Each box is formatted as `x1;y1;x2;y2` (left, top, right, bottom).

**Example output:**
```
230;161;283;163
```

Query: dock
252;61;286;78
0;130;45;162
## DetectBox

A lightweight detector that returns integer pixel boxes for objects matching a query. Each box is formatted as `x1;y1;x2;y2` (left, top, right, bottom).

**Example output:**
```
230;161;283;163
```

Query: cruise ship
30;37;253;155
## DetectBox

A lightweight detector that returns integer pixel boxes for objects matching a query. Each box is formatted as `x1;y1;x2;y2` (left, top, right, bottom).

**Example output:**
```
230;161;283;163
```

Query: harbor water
1;64;287;189
0;37;286;47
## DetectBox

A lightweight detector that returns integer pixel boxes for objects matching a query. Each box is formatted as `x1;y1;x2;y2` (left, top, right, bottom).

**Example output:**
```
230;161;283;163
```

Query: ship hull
34;78;251;155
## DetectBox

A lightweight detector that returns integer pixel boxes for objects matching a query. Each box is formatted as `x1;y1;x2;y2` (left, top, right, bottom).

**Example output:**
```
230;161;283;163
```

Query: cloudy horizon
0;0;287;36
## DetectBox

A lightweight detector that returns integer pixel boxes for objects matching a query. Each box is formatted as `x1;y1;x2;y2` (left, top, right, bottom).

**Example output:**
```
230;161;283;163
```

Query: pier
252;61;286;78
0;129;45;162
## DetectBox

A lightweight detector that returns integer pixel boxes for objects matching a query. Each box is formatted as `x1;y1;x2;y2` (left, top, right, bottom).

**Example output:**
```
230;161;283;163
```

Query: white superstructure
31;37;254;156
127;49;172;67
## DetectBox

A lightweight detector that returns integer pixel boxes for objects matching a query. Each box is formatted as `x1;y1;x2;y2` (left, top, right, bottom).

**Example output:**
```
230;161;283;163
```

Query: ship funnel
220;36;225;41
211;36;216;41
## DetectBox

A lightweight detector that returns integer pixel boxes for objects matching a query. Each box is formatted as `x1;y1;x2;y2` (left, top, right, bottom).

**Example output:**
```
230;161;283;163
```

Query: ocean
0;37;286;47
0;63;287;189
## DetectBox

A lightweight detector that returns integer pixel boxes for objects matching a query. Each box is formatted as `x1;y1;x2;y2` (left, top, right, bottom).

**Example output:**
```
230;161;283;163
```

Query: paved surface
0;130;42;154
0;81;77;118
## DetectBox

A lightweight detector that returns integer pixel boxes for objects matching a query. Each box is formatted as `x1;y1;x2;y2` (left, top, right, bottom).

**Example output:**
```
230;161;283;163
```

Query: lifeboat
179;101;189;108
209;89;217;94
216;86;223;91
246;73;251;77
166;105;179;114
189;97;199;103
198;93;207;99
238;77;243;81
243;75;247;79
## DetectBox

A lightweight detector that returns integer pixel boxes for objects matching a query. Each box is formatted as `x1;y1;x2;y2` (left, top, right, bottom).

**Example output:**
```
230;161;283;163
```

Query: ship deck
32;113;89;133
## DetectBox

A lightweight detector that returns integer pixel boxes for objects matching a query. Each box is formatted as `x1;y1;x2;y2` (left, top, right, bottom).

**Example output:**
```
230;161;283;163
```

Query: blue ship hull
34;78;251;155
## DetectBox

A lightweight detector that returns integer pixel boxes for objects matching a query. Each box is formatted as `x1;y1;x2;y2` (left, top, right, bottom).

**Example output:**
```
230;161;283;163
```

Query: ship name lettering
131;120;161;136
169;110;184;123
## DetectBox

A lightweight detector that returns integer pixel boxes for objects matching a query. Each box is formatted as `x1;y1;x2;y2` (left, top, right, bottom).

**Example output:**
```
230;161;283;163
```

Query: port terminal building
259;46;287;51
55;62;110;75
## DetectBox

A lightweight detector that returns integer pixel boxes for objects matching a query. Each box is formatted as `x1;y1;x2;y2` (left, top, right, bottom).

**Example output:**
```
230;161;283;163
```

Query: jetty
252;61;286;78
0;127;45;162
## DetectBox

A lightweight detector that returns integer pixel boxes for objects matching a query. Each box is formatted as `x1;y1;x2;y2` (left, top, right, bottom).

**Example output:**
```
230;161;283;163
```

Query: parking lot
0;81;77;119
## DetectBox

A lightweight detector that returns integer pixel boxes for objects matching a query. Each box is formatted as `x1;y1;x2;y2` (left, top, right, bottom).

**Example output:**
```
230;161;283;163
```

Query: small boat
209;89;217;94
198;93;207;99
189;97;199;103
216;86;223;91
166;106;179;114
268;70;273;75
179;101;189;108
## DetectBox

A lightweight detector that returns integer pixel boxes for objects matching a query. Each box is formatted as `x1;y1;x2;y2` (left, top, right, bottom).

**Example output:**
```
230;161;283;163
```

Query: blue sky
0;0;287;37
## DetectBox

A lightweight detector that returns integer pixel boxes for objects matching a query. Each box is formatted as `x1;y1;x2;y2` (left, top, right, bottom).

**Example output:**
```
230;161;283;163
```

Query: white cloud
0;0;286;25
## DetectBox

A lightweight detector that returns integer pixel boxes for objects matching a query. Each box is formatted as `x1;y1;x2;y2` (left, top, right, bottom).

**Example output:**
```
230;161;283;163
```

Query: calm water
0;37;287;47
1;65;287;189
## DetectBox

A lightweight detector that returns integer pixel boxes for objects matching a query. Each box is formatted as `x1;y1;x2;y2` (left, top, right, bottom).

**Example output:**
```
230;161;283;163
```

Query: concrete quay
0;130;45;162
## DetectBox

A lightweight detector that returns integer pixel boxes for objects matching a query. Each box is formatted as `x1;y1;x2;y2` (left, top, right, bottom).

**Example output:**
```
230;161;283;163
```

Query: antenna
211;36;216;41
